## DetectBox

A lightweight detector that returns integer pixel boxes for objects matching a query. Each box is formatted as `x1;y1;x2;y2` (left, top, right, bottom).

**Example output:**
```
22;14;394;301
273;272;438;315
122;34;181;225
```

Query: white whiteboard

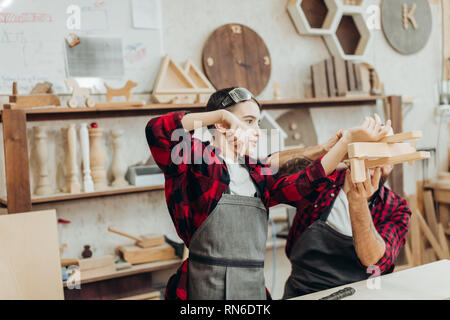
0;0;164;94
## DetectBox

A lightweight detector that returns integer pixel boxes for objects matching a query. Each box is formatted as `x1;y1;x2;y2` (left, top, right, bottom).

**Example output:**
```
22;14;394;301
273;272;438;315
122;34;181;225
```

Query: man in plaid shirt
269;135;411;299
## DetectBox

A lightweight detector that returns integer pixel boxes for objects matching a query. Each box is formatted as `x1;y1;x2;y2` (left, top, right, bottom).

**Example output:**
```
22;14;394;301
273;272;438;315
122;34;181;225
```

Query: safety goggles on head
221;87;254;108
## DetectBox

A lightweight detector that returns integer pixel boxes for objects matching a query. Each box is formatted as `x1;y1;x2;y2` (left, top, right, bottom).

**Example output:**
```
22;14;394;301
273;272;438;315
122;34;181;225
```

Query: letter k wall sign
381;0;432;55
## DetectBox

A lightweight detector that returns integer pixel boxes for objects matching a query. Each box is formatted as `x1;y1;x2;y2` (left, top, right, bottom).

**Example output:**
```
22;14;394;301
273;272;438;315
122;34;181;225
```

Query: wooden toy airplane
347;131;430;183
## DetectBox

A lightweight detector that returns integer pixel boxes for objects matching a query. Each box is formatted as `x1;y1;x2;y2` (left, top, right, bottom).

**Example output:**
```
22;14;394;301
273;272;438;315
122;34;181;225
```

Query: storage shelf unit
1;95;403;213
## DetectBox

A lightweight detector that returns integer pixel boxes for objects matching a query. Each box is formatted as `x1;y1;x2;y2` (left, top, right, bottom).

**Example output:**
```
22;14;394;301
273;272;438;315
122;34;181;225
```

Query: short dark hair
205;87;261;130
278;157;313;175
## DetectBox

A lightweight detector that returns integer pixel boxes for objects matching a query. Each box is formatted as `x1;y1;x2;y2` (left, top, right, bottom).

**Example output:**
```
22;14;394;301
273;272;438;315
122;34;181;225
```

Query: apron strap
319;193;339;222
189;252;264;268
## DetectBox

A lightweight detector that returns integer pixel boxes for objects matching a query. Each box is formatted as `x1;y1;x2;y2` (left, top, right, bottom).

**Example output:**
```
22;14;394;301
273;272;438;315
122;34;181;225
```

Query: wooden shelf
63;238;286;287
0;96;385;122
63;258;182;287
0;184;164;205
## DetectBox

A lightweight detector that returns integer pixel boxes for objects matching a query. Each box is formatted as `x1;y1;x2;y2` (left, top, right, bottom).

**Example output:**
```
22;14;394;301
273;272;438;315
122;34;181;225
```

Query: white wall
0;0;447;299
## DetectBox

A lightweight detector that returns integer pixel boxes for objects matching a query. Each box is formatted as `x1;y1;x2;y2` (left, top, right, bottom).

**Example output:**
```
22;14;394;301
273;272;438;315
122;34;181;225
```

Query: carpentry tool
108;227;165;248
319;287;356;300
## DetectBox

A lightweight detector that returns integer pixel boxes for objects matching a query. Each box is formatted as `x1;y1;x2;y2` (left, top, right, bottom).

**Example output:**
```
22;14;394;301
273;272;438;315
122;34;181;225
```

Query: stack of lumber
404;193;450;268
110;230;175;265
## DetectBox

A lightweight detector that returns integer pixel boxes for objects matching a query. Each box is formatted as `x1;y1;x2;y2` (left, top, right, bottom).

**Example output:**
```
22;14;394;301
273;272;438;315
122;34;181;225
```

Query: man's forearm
348;199;386;267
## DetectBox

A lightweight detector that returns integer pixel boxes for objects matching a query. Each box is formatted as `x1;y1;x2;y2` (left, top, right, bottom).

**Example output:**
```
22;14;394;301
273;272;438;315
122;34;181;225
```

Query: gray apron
283;196;373;299
188;190;268;300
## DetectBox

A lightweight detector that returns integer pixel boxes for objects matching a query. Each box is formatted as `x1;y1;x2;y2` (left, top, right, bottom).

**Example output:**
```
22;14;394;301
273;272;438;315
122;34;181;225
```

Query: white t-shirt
222;158;258;197
325;189;353;237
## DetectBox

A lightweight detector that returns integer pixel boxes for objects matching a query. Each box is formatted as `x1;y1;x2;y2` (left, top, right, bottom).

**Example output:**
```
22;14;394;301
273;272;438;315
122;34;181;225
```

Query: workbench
292;260;450;300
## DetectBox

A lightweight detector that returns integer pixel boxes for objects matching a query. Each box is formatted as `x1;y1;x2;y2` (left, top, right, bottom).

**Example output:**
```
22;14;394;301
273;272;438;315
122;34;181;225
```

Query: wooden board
365;151;430;168
311;61;328;98
379;130;422;143
0;210;63;299
415;209;447;260
423;190;439;236
2;109;32;213
354;63;363;91
8;94;61;108
118;243;175;265
348;142;416;159
346;60;356;91
293;260;450;300
332;56;348;96
325;58;337;97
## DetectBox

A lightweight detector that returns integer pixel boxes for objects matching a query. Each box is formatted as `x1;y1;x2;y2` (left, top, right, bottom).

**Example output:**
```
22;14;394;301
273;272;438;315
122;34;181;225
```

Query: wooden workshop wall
0;0;447;298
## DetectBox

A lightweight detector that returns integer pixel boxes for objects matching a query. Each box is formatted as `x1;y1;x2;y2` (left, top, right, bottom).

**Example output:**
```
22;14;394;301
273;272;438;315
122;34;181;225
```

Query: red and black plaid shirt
286;168;411;274
146;111;331;300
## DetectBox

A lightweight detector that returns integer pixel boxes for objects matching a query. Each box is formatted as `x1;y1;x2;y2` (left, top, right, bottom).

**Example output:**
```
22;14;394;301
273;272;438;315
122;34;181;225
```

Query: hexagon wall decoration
323;8;371;60
287;0;340;35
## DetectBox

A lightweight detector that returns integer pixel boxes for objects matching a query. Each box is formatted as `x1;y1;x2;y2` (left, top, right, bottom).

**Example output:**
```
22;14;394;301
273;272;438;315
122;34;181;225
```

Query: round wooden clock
202;23;271;97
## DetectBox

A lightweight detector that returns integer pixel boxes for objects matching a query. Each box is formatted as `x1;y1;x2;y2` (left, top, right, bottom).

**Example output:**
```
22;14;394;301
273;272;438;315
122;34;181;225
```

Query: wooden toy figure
66;78;95;108
104;80;137;102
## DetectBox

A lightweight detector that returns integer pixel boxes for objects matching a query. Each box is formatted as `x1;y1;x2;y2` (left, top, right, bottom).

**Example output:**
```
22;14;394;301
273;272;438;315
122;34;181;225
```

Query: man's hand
344;167;381;203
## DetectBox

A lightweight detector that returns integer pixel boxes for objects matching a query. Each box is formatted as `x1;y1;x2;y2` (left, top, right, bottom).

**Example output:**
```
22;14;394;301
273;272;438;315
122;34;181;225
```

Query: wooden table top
292;260;450;300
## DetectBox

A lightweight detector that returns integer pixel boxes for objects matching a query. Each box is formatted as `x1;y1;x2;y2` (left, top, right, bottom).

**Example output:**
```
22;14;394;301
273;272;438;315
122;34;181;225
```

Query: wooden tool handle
108;227;141;242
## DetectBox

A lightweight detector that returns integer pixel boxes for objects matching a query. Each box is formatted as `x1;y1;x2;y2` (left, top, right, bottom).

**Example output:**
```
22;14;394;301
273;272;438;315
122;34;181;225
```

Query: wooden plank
365;151;430;168
2;109;32;213
379;131;422;143
8;94;61;108
346;60;356;91
311;61;329;98
294;260;450;300
118;243;175;265
28;185;165;205
63;258;181;286
349;158;366;183
325;58;337;97
354;63;363;91
407;196;423;266
423;191;439;236
348;142;415;159
388;96;404;196
438;223;450;258
0;210;63;299
332;56;348;96
414;209;447;260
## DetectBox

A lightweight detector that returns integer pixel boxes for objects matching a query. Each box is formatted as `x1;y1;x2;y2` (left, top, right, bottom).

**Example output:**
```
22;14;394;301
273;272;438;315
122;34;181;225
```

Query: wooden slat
415;209;446;260
423;191;439;236
325;58;337;97
387;96;404;196
346;60;356;91
332;56;348;96
2;109;32;213
311;61;329;98
354;63;363;91
438;223;450;258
